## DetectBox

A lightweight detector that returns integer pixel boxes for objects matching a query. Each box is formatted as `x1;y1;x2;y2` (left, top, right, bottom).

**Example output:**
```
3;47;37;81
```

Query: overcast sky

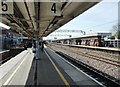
45;0;119;40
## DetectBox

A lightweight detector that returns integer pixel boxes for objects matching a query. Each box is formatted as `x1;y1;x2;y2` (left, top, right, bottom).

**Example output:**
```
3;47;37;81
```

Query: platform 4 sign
46;2;62;16
0;0;13;14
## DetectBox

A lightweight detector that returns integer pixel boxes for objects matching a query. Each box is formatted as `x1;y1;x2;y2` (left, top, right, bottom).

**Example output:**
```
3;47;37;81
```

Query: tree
108;36;115;39
111;24;120;39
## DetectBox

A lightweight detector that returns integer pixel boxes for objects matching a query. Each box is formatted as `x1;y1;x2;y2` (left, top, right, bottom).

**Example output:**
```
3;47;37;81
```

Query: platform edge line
44;49;71;87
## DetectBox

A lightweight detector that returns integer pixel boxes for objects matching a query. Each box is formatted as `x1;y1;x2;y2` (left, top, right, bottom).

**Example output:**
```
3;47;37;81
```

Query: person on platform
41;41;44;51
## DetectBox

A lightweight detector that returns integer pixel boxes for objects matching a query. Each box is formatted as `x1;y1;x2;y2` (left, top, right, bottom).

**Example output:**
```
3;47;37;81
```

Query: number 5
2;2;8;11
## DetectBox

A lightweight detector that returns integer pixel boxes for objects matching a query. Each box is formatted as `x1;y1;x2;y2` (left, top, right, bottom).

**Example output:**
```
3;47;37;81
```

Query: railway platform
25;46;102;86
0;46;102;87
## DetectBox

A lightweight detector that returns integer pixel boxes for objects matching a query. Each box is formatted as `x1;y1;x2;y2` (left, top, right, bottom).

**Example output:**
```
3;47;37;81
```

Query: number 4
51;3;56;13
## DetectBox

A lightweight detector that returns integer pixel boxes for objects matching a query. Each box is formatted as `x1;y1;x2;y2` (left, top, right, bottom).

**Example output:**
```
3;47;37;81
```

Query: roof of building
52;33;112;41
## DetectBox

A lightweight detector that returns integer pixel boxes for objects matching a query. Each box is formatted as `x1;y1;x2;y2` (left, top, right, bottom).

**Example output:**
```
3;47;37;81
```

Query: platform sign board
46;2;62;16
0;0;13;14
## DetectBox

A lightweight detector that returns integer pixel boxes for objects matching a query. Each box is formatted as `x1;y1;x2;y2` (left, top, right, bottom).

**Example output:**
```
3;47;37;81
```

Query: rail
55;51;120;87
47;43;120;82
47;44;120;67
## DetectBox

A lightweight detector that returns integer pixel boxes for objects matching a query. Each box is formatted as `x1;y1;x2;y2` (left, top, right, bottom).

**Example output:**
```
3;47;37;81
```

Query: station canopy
1;0;100;38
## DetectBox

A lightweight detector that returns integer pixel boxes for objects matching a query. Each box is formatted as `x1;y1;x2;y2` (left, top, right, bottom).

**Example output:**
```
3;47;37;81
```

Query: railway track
68;45;119;60
0;57;11;65
0;49;25;65
55;51;120;87
47;44;120;84
65;47;120;67
48;44;120;67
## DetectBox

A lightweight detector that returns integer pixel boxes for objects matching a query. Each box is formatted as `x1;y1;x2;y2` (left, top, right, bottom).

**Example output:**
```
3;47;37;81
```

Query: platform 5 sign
0;0;13;14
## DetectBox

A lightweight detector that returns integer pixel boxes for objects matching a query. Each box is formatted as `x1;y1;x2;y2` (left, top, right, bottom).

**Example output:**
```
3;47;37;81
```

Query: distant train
0;28;35;51
76;39;103;46
0;33;13;50
50;33;119;47
0;29;21;50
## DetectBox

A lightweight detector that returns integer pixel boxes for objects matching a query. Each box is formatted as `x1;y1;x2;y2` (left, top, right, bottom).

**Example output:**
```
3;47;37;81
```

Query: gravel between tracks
47;44;120;80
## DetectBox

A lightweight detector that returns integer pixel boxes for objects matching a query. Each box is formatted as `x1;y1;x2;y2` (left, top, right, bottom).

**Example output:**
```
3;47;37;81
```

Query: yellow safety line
44;50;71;87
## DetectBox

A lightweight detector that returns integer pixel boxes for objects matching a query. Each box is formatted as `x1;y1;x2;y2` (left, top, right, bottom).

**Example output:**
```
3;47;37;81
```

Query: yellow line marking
44;50;71;87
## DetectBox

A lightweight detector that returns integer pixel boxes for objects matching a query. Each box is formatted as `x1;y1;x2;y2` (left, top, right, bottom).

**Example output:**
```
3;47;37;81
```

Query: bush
108;36;115;39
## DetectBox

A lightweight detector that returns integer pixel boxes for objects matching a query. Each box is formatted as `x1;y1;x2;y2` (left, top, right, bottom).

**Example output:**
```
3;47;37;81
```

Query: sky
44;0;119;40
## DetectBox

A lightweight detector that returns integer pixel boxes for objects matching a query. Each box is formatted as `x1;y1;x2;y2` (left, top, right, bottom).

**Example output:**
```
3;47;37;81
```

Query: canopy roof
1;0;100;38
